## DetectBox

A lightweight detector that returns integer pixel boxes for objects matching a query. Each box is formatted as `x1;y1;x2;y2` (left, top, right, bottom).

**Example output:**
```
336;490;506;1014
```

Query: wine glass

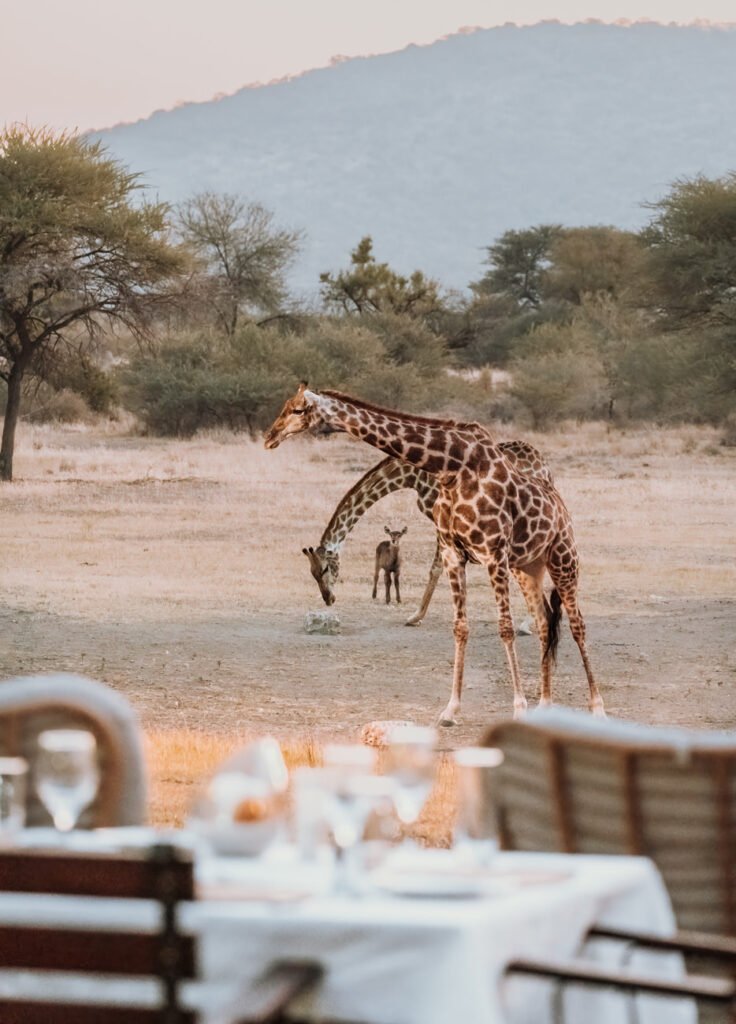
381;725;438;828
35;729;100;833
323;770;396;893
0;757;28;842
452;746;504;863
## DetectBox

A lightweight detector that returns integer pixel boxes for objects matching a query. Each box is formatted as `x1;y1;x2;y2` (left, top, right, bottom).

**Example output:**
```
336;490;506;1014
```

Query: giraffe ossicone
264;385;606;723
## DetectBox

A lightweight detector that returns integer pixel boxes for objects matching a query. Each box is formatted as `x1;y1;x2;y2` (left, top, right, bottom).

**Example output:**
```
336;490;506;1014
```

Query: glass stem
333;845;354;894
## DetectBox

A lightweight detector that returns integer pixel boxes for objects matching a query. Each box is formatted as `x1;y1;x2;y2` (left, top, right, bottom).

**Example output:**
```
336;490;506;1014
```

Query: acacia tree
475;225;562;308
0;126;185;481
642;173;736;328
177;193;302;336
641;173;736;420
320;236;446;325
543;226;644;306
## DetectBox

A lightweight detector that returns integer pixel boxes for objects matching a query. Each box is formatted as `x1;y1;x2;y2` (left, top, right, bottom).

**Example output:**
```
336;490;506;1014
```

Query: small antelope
373;526;407;604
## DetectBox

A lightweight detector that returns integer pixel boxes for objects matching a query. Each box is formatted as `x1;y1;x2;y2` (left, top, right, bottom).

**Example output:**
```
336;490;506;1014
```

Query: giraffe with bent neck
303;441;553;626
264;384;605;723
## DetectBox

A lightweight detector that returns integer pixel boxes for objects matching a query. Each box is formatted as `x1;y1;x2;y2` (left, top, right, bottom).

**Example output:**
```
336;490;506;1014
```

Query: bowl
188;772;281;857
191;816;280;857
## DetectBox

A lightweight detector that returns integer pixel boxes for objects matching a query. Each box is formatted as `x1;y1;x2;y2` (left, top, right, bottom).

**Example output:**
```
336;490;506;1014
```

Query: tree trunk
0;364;25;482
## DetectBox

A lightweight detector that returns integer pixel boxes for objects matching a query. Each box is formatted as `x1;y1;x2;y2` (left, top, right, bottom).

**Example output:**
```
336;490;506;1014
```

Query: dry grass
145;728;456;845
145;728;323;829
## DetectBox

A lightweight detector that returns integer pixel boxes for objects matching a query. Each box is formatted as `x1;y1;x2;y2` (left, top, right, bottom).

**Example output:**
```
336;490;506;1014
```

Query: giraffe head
264;382;323;449
302;545;340;606
384;525;408;546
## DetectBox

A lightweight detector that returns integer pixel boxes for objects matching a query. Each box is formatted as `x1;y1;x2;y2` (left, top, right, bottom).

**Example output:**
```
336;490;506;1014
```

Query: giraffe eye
294;407;307;415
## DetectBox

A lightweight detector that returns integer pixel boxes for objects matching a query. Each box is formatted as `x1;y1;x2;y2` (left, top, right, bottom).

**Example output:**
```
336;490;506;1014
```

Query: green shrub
509;318;607;428
511;350;606;428
120;332;291;436
120;314;455;437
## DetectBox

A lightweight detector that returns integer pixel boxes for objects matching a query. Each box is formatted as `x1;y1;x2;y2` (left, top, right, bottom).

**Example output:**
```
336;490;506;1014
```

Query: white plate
370;868;494;898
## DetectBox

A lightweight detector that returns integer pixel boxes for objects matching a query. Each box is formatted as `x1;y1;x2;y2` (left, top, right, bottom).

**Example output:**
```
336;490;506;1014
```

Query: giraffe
303;441;553;626
264;383;605;724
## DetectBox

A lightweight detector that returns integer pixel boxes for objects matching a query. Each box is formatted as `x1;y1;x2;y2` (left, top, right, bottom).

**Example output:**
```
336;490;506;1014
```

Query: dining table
0;828;694;1024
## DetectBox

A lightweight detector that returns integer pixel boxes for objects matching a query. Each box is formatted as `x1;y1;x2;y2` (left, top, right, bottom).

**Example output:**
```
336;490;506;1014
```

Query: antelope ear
384;526;391;535
401;526;408;536
302;547;310;556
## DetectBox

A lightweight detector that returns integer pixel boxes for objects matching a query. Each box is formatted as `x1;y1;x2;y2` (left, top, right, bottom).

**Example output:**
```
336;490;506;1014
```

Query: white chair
0;674;147;827
484;707;736;936
484;708;736;1021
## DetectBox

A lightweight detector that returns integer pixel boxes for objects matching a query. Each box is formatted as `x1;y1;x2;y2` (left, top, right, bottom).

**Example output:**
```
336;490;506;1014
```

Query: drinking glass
452;746;504;862
291;761;394;890
291;766;333;859
232;737;289;796
324;770;396;893
0;757;28;841
35;730;100;832
382;725;438;827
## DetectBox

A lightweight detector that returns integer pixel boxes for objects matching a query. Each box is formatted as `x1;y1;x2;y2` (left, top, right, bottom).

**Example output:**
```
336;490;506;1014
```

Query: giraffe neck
309;390;476;474
320;457;426;551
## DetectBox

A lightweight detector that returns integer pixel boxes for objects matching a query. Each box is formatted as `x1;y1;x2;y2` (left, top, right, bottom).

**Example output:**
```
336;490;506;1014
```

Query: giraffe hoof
437;713;458;727
404;615;423;627
591;703;607;718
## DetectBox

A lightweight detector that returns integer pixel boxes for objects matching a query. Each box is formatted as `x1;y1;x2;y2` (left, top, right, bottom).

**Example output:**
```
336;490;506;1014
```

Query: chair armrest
506;956;736;1006
233;961;324;1024
588;925;736;962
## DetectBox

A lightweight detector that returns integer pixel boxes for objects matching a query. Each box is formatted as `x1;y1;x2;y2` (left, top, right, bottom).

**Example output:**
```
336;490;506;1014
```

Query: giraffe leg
550;574;606;717
513;564;554;707
489;560;527;718
438;548;468;727
405;539;443;626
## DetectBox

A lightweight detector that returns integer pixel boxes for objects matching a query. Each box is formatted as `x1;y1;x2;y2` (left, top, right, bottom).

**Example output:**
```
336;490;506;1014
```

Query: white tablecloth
0;841;686;1024
192;848;682;1024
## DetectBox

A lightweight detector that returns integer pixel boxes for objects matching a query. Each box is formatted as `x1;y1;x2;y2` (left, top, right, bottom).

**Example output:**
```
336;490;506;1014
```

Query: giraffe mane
318;390;485;434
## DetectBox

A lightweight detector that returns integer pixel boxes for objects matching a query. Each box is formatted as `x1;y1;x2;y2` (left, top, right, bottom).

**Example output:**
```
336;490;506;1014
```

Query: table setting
0;725;690;1024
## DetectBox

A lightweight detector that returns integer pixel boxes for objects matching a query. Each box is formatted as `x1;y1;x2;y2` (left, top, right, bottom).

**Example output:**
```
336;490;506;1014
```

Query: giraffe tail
544;588;563;663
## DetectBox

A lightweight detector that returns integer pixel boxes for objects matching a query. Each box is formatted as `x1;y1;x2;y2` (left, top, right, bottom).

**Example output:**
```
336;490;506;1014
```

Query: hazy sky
4;0;735;132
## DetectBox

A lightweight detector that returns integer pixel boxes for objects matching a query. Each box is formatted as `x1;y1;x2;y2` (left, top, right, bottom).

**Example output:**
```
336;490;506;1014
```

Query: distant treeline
2;128;735;484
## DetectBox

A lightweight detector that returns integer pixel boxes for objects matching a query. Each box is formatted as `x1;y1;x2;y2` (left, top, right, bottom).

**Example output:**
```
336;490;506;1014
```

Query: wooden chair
483;708;736;1020
0;843;321;1024
0;674;147;827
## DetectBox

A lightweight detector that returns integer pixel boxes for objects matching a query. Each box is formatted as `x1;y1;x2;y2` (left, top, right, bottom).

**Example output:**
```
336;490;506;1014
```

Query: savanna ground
1;421;735;840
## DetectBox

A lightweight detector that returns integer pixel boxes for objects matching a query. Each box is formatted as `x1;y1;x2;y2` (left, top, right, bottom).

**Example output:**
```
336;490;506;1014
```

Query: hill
94;21;736;295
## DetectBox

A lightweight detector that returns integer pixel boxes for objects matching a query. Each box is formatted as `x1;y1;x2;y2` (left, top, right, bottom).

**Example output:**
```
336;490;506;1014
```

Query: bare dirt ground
3;420;735;732
1;421;735;822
